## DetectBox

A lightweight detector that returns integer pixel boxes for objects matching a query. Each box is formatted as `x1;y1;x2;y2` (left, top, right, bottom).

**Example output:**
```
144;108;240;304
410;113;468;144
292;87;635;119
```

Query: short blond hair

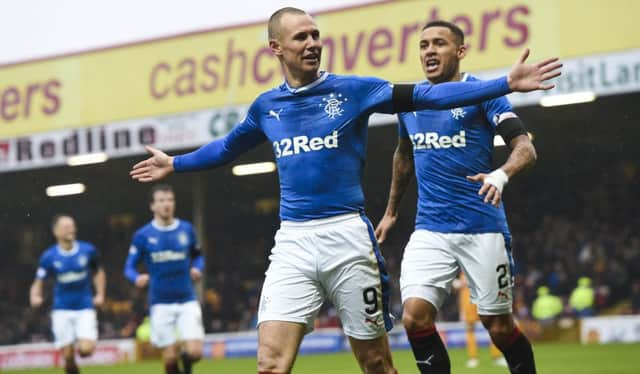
268;7;307;40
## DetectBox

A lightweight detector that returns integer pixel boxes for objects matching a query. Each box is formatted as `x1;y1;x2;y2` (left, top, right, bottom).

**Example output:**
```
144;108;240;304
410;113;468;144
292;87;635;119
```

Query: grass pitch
12;342;639;373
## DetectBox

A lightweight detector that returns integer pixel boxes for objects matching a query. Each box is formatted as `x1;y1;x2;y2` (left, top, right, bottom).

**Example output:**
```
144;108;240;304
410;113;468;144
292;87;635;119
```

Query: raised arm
130;112;266;183
391;49;562;112
375;136;415;244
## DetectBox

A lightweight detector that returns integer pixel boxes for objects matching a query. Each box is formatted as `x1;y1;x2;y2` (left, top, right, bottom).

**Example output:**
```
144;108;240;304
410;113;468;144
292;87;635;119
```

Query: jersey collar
151;219;180;231
285;71;329;94
56;241;79;256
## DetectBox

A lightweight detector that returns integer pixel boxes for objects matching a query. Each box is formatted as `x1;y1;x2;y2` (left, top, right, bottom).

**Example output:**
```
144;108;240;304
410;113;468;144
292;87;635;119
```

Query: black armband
190;246;203;259
89;253;100;271
392;84;416;113
496;117;528;145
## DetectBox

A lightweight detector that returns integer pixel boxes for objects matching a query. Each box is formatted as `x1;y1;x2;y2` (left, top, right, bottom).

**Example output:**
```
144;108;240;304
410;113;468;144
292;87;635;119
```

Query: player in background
454;273;507;368
124;184;204;374
129;8;560;374
375;21;539;373
30;214;106;374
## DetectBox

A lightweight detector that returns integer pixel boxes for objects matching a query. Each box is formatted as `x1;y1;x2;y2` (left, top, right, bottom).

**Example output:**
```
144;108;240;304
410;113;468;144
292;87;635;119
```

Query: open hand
508;48;562;92
130;146;174;182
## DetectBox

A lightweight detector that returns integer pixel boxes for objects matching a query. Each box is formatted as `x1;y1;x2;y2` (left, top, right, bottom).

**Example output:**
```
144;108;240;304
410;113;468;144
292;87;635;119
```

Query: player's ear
269;39;283;56
458;43;468;60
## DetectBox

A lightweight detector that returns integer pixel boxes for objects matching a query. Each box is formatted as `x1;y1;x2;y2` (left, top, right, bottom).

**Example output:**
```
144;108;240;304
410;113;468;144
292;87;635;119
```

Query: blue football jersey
398;74;513;235
124;219;200;305
173;72;512;222
35;241;99;310
232;73;394;221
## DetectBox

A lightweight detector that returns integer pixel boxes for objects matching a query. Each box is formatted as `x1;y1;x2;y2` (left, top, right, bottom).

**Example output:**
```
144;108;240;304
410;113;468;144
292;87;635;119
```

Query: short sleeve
36;253;51;280
130;232;146;257
397;114;410;138
88;245;101;270
482;95;517;129
190;225;200;253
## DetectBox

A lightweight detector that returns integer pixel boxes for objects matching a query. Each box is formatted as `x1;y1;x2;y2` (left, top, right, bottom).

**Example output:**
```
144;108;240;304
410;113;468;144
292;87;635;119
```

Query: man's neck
154;217;175;227
58;240;74;251
286;70;320;89
428;71;463;85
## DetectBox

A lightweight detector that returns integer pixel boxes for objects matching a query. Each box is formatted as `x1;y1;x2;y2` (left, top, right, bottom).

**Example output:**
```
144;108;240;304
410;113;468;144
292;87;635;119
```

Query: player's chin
301;59;320;70
426;70;446;83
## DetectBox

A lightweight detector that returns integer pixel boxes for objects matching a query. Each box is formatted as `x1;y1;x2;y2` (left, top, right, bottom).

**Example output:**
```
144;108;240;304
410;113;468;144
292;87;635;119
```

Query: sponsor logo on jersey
57;270;88;283
150;250;187;263
148;237;158;245
319;93;348;119
78;255;87;267
273;131;338;158
410;130;466;150
53;261;62;269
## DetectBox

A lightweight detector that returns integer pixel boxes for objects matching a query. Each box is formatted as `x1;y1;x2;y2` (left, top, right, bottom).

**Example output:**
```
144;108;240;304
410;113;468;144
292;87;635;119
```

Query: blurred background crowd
1;152;638;345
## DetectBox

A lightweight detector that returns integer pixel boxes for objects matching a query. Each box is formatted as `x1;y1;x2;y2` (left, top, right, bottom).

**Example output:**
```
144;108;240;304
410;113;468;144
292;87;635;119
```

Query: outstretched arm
393;49;562;112
130;117;265;183
375;137;415;243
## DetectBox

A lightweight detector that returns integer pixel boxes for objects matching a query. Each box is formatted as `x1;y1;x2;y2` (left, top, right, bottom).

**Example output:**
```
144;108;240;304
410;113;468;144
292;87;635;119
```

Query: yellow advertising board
1;0;638;138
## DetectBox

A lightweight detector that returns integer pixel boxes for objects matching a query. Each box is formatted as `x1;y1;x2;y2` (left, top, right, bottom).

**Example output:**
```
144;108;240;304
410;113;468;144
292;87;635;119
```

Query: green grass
11;343;640;373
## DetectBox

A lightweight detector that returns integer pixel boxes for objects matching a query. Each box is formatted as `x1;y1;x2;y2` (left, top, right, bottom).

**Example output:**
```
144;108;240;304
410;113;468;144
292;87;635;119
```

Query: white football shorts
258;212;392;340
51;309;98;348
400;230;514;315
149;300;204;348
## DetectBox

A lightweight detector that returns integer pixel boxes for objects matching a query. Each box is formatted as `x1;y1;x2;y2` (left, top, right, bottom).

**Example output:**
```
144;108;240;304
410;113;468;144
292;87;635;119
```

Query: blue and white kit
36;241;100;347
171;72;513;336
124;219;205;347
398;73;518;315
